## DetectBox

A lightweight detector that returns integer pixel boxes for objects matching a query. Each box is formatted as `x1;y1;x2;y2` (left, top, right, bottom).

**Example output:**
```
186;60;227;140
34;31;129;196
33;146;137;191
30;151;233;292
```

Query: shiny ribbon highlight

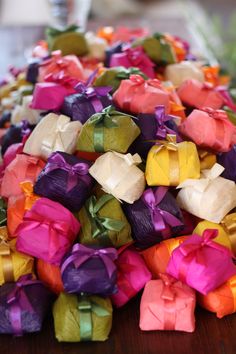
221;213;236;254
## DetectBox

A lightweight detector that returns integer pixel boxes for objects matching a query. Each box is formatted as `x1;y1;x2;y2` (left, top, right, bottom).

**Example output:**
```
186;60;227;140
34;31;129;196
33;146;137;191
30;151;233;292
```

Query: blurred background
0;0;234;76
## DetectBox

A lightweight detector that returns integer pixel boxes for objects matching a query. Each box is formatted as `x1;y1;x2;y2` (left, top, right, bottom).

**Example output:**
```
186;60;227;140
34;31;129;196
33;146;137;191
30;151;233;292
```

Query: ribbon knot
159;273;177;301
40;50;70;69
129;74;145;85
155;106;178;139
202;107;229;121
90;105;118;128
154;134;178;153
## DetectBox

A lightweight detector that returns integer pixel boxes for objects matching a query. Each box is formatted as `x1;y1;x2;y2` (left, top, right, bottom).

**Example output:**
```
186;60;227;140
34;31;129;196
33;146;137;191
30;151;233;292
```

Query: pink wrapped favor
113;74;171;114
111;246;152;308
1;154;45;198
167;229;236;295
140;275;196;332
177;79;224;110
16;198;80;265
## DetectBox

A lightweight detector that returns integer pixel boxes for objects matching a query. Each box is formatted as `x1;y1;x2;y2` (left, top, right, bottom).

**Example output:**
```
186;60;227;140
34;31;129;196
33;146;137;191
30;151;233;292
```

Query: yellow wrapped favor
221;213;236;255
198;149;216;170
145;135;200;186
194;220;231;249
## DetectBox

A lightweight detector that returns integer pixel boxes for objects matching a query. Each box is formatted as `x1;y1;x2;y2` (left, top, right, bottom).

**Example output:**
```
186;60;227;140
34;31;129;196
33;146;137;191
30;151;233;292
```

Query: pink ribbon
61;243;117;279
202;107;230;122
40;50;70;69
7;274;41;336
44;72;78;89
142;187;183;235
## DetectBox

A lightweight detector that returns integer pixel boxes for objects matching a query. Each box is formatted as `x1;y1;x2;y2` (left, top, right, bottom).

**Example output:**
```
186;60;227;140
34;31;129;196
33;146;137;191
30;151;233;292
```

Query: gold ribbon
0;227;14;282
20;182;40;210
221;213;236;254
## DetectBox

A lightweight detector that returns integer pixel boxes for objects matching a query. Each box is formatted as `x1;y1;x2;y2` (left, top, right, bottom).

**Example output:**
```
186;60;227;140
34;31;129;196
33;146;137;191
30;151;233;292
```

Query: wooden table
1;294;236;354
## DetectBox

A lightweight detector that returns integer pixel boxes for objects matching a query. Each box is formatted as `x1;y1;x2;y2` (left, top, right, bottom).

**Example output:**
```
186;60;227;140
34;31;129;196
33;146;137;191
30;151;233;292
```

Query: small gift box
77;106;140;153
1;121;33;156
89;151;146;204
0;227;34;285
7;182;40;237
142;236;188;277
11;96;42;125
218;146;236;181
167;229;236;294
177;79;224;109
78;189;132;248
194;220;232;249
94;67;147;94
34;152;94;212
45;26;88;56
53;293;112;342
198;275;236;318
176;163;236;223
85;31;108;60
111;246;152;308
145;135;200;186
61;82;112;125
23;113;81;161
221;213;236;255
110;46;155;79
0;274;52;335
16;198;80;265
61;243;117;296
1;154;45;198
165;61;204;87
139;275;196;332
180;108;236;153
198;149;216;170
37;259;64;294
123;187;184;249
113;74;171;114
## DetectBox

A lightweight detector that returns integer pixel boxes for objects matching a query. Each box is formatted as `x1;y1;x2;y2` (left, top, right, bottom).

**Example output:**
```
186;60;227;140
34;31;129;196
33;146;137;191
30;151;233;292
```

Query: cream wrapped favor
165;61;204;87
177;164;236;223
89;152;145;204
11;96;42;125
23;113;82;160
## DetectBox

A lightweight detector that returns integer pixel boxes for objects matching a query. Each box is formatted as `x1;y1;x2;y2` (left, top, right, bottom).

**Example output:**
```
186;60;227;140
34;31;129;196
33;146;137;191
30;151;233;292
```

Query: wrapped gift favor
177;163;236;223
23;113;81;160
0;274;52;335
11;95;42;125
61;243;117;296
37;259;64;294
218;146;236;181
85;31;108;60
53;293;112;342
111;246;152;307
198;149;216;170
167;229;236;294
113;74;171;114
16;198;80;265
180;108;236;153
221;213;236;255
194;220;231;249
146;135;200;186
34;152;94;212
165;61;204;87
1;154;45;198
139;275;196;332
78;189;132;248
89;151;145;204
77;106;140;153
177;79;224;109
123;187;184;249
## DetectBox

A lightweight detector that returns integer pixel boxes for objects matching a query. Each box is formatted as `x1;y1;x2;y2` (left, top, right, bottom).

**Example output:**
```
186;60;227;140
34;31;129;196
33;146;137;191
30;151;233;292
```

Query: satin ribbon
20;182;40;210
178;229;233;284
86;194;125;243
61;243;117;279
159;273;177;330
7;274;41;336
77;294;110;341
142;187;183;235
221;213;236;254
155;106;178;139
25;156;44;181
45;153;90;192
46;25;79;38
0;227;14;282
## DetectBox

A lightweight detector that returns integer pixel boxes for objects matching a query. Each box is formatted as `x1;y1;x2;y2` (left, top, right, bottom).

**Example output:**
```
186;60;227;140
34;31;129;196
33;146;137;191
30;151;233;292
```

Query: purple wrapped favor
217;145;236;182
0;274;52;335
123;187;184;249
61;81;113;124
34;151;94;211
61;243;118;296
128;105;181;159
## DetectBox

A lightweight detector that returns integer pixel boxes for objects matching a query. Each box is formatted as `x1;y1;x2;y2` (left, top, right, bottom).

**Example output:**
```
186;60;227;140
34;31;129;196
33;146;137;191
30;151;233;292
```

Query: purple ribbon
7;274;42;336
61;243;118;279
155;106;178;139
142;187;183;233
20;120;31;137
45;153;90;192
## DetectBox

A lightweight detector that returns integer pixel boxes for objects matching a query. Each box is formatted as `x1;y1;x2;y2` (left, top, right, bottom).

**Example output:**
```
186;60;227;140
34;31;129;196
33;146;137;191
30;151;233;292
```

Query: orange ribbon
20;182;40;211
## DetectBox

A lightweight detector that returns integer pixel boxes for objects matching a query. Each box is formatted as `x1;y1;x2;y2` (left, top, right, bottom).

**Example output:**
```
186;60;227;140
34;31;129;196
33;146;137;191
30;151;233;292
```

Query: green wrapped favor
133;33;176;65
94;66;148;93
77;105;140;153
53;293;113;342
45;25;88;56
78;188;132;248
0;198;7;226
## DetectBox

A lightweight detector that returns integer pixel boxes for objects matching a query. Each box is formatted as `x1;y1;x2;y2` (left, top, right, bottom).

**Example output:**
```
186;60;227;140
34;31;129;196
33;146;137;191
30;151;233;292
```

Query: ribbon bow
7;274;41;336
202;107;229;122
45;153;90;192
61;243;117;279
155;134;178;153
20;182;40;210
86;194;125;239
155;106;178;139
142;187;183;234
129;74;146;86
159;273;178;301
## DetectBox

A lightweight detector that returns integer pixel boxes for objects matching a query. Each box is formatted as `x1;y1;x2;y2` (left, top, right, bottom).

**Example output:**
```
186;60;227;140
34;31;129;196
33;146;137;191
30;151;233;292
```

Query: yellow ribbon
0;227;14;282
221;213;236;254
20;182;40;210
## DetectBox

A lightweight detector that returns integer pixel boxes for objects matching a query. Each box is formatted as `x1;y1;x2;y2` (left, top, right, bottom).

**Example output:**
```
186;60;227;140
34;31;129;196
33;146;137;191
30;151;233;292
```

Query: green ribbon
86;194;125;245
116;67;147;80
78;295;110;341
46;24;80;39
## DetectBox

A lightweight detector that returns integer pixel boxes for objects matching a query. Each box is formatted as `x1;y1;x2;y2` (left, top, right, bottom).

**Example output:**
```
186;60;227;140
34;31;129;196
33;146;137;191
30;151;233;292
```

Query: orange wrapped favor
141;236;188;277
37;259;64;294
